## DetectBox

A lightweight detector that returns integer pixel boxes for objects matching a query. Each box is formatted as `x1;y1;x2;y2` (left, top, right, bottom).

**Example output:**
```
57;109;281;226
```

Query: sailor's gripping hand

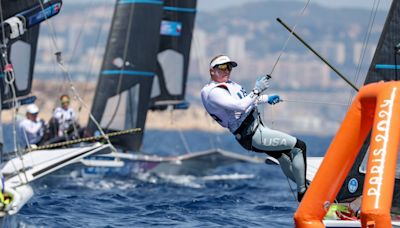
267;94;281;105
252;76;270;96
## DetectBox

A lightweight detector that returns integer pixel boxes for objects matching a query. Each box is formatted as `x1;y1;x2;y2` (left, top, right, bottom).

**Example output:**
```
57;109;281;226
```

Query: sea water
1;128;331;228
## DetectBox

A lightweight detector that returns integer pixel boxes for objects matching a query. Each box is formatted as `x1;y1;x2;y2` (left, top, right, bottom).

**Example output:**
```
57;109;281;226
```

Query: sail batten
101;70;154;76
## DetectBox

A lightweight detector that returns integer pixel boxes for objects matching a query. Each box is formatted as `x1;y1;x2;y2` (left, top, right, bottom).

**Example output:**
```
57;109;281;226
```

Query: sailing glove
268;94;281;105
253;76;270;95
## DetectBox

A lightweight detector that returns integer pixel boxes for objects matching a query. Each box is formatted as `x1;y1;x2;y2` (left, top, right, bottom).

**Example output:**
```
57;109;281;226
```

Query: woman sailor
201;55;308;201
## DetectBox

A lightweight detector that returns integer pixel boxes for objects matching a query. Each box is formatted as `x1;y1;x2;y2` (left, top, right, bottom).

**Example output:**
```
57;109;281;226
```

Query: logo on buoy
348;178;358;193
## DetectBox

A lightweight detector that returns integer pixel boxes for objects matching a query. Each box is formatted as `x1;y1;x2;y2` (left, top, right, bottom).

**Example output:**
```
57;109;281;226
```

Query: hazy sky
198;0;391;12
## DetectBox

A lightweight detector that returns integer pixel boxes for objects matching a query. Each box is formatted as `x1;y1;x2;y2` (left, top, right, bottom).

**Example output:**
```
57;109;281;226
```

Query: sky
198;0;391;12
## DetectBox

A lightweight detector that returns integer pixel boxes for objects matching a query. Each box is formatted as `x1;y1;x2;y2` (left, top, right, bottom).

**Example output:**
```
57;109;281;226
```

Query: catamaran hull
80;149;265;177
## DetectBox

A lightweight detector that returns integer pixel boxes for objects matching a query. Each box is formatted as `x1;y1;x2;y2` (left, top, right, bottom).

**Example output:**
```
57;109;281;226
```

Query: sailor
201;55;308;202
18;104;45;148
50;94;77;138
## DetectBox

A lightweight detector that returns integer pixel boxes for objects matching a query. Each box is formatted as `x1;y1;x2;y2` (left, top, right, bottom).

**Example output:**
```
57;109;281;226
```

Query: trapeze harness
201;80;261;148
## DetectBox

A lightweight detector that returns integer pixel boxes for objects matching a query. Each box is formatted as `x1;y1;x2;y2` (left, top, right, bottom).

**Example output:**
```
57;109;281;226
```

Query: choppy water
2;129;332;227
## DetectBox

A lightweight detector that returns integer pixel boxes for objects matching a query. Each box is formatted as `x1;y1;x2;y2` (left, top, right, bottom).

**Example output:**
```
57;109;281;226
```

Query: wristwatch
252;89;260;97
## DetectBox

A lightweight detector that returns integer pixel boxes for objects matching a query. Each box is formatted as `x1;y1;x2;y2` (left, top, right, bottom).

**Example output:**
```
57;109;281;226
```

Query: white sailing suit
201;80;307;195
53;107;76;137
18;118;45;148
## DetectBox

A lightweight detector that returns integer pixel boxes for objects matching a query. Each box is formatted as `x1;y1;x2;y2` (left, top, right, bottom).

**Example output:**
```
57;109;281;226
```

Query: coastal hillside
2;78;344;136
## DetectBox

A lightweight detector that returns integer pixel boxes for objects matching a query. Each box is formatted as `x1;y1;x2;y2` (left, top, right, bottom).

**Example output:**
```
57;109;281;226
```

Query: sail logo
160;20;182;37
348;178;358;193
28;3;62;27
367;87;397;208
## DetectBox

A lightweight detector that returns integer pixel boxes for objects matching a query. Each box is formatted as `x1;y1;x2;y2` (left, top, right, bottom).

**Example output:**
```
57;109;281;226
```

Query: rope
104;3;136;129
78;2;109;122
0;0;6;44
54;54;113;148
352;0;381;88
347;0;381;105
280;99;348;106
285;176;298;204
34;0;113;150
268;0;311;76
1;54;29;184
178;129;191;153
24;127;141;152
36;0;60;56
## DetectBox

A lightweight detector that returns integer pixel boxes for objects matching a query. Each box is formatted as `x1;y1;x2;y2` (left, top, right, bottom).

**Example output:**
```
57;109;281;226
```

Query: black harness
233;109;307;161
233;109;260;150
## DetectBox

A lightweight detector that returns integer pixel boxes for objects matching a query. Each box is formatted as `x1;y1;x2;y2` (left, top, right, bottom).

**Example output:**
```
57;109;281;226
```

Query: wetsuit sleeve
208;87;257;112
257;95;269;104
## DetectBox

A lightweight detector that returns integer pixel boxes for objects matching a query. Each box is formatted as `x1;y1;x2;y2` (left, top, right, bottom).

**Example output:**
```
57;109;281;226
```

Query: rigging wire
52;0;108;135
352;0;381;87
55;0;98;102
36;0;115;149
347;0;381;105
104;3;136;130
0;1;29;184
3;58;29;184
178;129;191;153
268;0;311;77
78;22;105;122
192;31;220;150
63;0;110;123
261;0;311;142
281;99;349;106
285;176;298;204
54;54;114;148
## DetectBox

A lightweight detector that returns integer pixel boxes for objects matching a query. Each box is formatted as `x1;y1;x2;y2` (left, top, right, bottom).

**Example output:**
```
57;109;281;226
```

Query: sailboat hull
80;149;265;177
324;220;400;228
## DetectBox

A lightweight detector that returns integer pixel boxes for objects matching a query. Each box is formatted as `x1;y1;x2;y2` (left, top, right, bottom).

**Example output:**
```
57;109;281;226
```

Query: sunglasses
215;63;232;72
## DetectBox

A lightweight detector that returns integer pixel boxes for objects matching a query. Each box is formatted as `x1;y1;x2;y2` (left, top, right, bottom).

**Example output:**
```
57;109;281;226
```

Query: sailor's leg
291;147;306;193
276;152;295;182
252;126;297;179
252;126;307;200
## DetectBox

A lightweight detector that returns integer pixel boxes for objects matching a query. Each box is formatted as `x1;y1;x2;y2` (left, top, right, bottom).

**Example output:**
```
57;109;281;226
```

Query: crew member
201;55;308;201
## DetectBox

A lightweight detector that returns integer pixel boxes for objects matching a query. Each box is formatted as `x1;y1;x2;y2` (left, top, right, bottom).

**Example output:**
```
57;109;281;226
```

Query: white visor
27;104;39;114
210;55;238;69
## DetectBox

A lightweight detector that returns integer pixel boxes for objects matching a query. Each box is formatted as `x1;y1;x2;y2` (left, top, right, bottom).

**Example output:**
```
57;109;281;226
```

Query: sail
149;0;197;110
87;0;164;151
334;0;400;212
365;0;400;84
0;0;62;109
